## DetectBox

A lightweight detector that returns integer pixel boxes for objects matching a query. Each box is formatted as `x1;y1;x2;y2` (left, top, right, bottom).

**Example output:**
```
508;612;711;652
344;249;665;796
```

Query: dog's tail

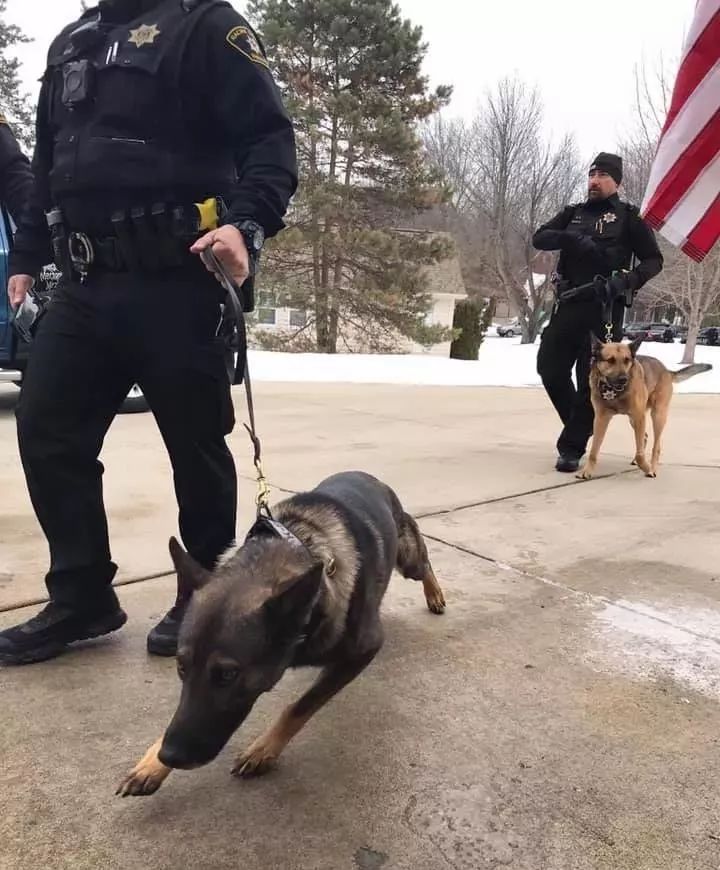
672;363;712;383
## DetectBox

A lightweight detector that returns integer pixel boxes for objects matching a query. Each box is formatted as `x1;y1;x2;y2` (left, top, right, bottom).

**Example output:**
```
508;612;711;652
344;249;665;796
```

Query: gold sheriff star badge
128;23;161;48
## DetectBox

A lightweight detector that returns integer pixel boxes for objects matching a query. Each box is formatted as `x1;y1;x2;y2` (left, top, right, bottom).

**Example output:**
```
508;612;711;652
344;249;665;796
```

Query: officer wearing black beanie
533;152;663;473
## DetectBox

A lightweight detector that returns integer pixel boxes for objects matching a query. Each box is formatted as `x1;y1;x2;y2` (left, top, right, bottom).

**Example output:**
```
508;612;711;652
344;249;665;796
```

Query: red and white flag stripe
640;0;720;262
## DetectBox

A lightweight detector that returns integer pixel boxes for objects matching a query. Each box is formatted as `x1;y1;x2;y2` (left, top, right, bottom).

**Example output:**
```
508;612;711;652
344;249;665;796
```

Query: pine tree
0;0;34;150
449;298;484;360
248;0;453;353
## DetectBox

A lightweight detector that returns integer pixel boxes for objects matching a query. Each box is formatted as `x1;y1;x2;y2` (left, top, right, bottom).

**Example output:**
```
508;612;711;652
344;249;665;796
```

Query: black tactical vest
558;198;637;286
43;0;236;205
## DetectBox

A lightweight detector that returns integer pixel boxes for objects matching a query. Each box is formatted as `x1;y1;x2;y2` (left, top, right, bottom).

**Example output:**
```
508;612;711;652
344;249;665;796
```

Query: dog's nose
159;737;219;770
158;742;194;770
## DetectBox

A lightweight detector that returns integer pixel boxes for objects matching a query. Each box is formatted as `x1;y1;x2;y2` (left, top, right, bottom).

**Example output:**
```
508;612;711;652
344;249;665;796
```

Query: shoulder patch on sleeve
226;25;269;68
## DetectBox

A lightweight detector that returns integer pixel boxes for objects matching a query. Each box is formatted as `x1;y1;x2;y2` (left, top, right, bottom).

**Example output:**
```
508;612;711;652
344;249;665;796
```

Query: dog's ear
264;561;324;630
590;332;604;360
169;536;212;597
629;336;643;357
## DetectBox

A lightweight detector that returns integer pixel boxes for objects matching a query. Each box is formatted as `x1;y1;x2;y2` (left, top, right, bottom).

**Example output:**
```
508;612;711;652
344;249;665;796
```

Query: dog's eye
213;666;239;687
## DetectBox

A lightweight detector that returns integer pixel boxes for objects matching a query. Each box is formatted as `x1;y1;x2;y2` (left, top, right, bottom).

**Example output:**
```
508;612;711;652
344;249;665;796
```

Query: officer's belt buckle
68;231;95;276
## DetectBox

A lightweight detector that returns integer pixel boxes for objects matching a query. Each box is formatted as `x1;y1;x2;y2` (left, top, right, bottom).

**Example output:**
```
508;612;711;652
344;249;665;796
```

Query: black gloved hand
561;231;597;257
607;272;633;299
607;273;627;298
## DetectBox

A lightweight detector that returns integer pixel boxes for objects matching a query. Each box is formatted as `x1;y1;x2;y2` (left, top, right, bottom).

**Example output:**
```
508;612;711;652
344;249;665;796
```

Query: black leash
202;248;272;519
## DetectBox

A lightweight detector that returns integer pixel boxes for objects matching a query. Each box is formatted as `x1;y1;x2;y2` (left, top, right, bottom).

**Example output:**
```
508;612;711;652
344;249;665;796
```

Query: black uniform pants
15;265;237;610
537;299;623;459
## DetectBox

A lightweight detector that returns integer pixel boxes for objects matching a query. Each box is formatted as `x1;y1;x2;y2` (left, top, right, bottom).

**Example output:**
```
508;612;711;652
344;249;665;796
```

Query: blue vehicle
0;207;31;387
0;210;148;412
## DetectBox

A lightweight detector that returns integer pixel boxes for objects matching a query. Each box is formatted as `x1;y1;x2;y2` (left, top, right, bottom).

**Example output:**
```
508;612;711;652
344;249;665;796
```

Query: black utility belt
67;227;189;273
46;197;226;277
555;282;599;304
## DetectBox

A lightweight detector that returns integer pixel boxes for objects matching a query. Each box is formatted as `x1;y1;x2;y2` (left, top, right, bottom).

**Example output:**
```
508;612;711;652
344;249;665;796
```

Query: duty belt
46;197;256;380
47;197;227;278
555;277;604;304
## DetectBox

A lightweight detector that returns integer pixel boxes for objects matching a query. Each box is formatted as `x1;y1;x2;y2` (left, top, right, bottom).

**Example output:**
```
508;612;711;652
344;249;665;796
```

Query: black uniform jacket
10;0;298;278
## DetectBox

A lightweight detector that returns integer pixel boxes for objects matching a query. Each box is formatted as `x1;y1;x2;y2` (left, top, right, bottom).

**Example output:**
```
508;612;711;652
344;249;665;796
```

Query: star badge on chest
602;211;617;224
128;23;161;48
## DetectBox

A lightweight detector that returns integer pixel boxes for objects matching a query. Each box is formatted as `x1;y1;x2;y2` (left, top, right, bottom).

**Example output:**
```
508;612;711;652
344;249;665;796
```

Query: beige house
251;229;467;354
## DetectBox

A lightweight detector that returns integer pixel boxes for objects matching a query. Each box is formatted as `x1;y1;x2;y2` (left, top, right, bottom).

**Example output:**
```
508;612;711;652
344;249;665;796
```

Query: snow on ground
587;599;720;700
249;335;720;394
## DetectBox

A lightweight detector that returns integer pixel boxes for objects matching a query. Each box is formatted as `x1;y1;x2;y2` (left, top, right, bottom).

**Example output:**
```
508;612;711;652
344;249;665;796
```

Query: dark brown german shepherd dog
577;335;711;480
117;471;445;797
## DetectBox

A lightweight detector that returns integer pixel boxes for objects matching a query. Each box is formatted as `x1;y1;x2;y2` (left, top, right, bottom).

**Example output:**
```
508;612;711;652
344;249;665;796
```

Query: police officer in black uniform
0;0;297;664
0;117;33;230
534;152;663;473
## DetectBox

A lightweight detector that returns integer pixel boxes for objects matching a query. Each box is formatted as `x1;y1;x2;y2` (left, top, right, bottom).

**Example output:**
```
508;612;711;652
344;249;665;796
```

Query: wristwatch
235;220;265;260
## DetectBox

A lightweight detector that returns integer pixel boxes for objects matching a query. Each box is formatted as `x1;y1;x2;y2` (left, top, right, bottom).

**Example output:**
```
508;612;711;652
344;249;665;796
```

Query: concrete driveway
0;381;719;870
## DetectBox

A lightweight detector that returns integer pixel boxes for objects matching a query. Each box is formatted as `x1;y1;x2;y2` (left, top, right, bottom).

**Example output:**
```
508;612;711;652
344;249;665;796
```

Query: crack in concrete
415;470;635;519
3;465;717;620
420;532;720;648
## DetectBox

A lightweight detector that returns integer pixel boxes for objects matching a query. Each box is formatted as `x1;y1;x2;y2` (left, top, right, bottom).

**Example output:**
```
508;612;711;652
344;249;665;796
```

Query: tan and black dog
117;471;445;797
577;334;711;480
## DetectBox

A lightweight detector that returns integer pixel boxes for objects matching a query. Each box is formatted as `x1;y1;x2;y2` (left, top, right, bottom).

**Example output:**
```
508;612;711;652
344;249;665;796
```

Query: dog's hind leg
396;510;445;614
116;738;172;797
232;644;382;779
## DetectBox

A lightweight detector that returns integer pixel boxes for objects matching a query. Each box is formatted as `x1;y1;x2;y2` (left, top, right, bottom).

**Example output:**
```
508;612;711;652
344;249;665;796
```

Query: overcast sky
6;0;696;161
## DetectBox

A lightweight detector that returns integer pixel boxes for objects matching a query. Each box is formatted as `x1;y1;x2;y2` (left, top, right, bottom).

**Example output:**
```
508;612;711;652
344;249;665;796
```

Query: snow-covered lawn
248;336;720;394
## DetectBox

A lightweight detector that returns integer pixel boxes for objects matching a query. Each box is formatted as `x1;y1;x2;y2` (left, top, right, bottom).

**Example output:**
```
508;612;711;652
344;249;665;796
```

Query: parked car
496;318;520;338
0;209;149;412
623;322;676;343
680;326;719;346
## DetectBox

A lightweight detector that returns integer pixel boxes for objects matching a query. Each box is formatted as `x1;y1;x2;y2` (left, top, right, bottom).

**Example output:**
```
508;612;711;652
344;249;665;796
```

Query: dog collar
244;515;308;551
599;378;627;401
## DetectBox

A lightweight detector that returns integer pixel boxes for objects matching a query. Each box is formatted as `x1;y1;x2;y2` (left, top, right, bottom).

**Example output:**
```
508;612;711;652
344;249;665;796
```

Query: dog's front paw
115;740;170;797
576;467;593;480
425;587;446;615
645;470;657;479
232;736;280;779
116;766;167;798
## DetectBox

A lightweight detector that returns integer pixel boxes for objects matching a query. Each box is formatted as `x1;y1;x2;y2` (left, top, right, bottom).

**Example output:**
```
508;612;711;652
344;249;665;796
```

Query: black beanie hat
589;152;623;185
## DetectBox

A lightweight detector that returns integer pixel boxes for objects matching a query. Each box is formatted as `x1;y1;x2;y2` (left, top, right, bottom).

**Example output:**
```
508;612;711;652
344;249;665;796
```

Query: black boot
555;453;581;473
0;596;127;665
146;595;190;657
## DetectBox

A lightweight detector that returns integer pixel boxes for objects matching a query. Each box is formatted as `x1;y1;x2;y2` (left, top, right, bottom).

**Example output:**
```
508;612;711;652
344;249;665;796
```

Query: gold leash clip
254;460;271;512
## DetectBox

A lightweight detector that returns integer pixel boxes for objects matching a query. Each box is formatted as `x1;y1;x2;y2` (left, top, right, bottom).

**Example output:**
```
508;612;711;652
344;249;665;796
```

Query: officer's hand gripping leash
199;246;272;520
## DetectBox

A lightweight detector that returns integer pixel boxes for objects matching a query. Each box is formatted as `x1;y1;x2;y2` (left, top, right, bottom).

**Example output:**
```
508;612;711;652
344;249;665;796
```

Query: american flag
640;0;720;262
